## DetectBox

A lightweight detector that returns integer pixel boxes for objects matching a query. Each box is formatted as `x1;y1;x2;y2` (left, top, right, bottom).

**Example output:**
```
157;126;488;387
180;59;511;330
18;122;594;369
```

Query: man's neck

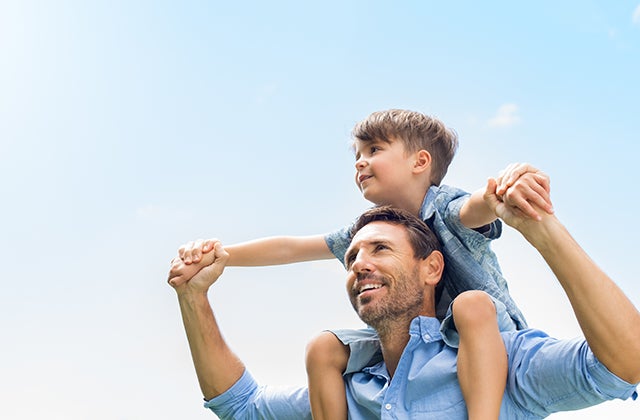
375;317;414;378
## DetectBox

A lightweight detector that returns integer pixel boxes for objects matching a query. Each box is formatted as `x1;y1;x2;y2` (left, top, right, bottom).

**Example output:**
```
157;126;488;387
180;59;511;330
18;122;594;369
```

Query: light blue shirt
204;316;637;418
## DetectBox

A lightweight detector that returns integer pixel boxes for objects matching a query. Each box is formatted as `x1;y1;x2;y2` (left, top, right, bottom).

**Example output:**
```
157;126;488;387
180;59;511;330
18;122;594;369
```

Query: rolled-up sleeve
505;330;638;417
324;225;353;266
204;370;312;419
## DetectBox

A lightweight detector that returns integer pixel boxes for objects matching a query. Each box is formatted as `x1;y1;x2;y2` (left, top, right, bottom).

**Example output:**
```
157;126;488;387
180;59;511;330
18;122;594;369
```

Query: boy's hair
350;205;442;261
352;109;459;186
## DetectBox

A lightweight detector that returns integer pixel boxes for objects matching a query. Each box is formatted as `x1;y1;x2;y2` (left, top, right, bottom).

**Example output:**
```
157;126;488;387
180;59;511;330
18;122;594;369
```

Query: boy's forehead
355;136;395;145
353;136;399;152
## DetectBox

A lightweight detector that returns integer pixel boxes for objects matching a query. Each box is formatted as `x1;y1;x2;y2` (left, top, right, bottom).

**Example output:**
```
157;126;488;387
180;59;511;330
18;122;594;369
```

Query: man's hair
350;206;442;260
352;109;459;186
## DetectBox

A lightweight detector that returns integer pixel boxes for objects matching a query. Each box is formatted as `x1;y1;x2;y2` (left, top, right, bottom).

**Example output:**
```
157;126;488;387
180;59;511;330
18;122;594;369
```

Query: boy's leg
305;331;350;420
452;291;507;420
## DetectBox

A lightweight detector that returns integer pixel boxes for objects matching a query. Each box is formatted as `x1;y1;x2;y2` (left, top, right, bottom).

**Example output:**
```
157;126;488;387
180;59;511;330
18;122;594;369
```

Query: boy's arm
226;235;334;266
459;163;553;229
181;235;334;266
170;235;335;287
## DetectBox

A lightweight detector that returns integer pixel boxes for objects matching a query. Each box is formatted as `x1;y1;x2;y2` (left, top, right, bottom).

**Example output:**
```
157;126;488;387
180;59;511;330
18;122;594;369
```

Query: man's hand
495;163;553;221
168;242;228;293
484;177;546;233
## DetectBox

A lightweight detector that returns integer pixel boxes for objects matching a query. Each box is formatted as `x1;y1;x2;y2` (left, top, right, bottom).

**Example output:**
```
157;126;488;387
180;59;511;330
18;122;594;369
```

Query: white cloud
487;103;521;128
633;4;640;25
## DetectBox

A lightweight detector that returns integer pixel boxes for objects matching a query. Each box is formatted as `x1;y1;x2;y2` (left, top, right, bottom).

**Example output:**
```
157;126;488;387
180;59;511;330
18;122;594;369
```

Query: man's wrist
176;286;210;303
519;214;566;253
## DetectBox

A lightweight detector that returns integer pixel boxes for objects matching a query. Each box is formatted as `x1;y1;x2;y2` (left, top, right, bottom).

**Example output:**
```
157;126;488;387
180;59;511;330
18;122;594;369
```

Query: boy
173;110;552;419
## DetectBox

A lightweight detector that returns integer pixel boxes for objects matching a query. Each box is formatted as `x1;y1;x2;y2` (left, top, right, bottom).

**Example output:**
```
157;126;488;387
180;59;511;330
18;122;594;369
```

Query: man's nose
352;251;373;274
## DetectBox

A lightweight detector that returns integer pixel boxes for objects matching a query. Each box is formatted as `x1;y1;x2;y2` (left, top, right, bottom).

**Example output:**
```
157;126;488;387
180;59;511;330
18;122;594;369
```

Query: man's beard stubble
351;266;425;334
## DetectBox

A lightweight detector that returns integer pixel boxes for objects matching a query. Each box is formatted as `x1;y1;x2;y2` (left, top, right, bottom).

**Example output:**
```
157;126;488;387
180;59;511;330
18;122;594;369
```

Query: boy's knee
305;331;349;373
452;290;497;327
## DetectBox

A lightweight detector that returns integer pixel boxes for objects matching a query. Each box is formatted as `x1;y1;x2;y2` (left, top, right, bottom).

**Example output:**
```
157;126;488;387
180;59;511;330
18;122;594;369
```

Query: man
168;179;639;418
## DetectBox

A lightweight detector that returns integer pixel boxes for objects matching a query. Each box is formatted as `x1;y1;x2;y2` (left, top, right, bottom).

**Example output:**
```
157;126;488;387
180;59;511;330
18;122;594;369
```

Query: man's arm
169;243;244;399
168;243;314;419
484;178;640;384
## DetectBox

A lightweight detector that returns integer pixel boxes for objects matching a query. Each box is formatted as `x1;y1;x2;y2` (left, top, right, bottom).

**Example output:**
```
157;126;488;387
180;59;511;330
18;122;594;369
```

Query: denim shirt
204;317;638;418
324;184;527;330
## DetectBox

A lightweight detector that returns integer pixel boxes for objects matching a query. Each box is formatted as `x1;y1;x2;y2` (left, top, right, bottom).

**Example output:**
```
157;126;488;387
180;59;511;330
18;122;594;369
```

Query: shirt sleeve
443;191;502;242
204;369;312;420
504;329;638;417
324;224;353;267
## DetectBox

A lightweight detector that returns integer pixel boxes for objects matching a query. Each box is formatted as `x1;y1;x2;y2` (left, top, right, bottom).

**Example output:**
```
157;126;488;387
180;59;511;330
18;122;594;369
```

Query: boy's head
352;109;458;186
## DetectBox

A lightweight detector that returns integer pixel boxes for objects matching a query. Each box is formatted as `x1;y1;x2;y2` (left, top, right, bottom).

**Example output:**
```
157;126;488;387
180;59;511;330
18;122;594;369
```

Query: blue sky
1;1;639;418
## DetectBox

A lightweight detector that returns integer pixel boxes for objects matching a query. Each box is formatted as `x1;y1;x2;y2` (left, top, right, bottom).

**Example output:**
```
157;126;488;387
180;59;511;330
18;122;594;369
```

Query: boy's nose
355;157;367;170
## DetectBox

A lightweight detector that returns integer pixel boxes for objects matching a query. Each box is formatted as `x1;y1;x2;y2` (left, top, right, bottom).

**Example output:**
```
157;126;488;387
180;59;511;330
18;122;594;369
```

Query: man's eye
345;254;355;268
374;244;388;252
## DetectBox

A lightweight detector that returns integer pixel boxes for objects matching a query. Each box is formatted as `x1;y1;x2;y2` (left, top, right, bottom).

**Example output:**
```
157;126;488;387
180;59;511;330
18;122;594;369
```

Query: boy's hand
495;163;553;221
179;238;218;264
169;238;221;287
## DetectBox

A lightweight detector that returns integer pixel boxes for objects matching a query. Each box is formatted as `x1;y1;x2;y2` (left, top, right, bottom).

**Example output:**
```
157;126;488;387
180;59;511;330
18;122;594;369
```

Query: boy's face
353;137;417;206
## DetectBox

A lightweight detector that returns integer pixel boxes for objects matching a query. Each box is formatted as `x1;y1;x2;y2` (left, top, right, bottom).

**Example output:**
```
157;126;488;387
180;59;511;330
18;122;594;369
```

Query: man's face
345;221;427;327
353;138;416;206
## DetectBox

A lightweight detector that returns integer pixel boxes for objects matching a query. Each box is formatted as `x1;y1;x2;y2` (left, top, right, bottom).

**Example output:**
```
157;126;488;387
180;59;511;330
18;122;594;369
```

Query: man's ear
420;250;444;287
413;150;432;175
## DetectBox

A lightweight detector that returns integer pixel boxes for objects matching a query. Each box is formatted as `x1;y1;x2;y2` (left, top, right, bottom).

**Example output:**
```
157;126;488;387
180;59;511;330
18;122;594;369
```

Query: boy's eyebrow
353;138;385;158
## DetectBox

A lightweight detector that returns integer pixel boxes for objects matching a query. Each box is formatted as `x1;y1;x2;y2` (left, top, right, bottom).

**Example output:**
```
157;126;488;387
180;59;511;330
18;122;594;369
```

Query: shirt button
385;403;392;410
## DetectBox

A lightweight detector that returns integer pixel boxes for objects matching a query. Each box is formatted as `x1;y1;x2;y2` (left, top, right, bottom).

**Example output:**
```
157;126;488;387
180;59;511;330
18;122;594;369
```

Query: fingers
178;238;219;264
496;163;525;195
203;242;230;282
501;173;553;220
212;242;230;264
496;163;545;196
167;256;187;287
167;241;227;289
522;173;552;213
483;177;501;213
202;239;217;254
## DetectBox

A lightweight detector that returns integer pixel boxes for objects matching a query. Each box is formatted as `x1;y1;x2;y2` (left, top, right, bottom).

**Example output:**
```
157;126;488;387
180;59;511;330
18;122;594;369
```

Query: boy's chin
361;190;382;204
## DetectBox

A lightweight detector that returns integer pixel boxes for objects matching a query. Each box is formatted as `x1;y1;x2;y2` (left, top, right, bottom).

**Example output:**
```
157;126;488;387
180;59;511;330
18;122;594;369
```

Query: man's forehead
349;221;407;249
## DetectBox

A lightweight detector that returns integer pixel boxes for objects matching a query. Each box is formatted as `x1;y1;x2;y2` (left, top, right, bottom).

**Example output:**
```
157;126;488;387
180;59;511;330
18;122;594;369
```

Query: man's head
352;109;458;190
344;206;444;333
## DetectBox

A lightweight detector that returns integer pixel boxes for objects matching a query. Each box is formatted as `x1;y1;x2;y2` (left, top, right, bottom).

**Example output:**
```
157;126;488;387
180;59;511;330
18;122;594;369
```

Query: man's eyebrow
344;239;391;267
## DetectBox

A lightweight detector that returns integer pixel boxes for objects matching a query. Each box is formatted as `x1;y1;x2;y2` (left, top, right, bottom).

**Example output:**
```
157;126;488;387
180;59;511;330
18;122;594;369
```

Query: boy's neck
379;186;429;217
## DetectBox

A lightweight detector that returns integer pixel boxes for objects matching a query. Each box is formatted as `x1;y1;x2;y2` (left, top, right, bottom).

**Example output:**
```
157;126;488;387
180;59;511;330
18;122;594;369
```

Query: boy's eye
370;146;379;153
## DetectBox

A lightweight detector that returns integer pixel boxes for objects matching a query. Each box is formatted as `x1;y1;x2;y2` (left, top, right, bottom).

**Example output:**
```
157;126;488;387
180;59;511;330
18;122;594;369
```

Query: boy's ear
413;150;432;174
